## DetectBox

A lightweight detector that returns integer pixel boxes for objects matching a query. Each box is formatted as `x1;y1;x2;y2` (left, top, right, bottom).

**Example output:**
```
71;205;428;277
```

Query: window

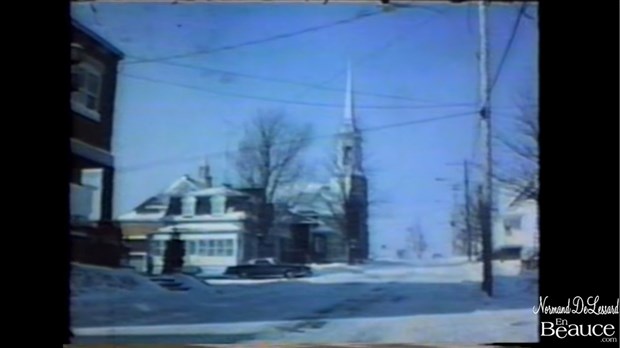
71;63;103;120
504;216;522;235
198;240;208;255
196;196;211;215
185;240;197;255
166;197;182;216
205;239;234;256
150;240;165;256
343;146;352;165
254;259;271;265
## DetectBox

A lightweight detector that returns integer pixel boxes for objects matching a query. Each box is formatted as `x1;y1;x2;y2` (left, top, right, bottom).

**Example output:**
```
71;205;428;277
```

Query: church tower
335;63;369;261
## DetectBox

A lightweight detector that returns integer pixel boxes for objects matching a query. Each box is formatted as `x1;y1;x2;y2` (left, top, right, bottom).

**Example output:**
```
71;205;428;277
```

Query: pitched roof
118;174;208;219
189;186;249;197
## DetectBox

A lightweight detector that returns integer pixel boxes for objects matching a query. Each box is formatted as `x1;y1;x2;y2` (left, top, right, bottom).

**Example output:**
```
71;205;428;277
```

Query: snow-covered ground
71;259;538;344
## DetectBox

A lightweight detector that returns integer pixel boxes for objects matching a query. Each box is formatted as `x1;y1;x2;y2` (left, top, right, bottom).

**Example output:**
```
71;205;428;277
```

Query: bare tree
495;95;539;199
234;110;313;252
452;194;483;259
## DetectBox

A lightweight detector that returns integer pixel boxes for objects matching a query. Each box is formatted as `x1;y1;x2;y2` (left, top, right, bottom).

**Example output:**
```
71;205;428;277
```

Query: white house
149;186;262;275
494;183;539;254
118;172;213;272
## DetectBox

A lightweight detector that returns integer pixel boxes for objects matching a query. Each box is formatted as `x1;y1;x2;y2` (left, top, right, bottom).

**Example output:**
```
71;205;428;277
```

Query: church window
343;146;352;165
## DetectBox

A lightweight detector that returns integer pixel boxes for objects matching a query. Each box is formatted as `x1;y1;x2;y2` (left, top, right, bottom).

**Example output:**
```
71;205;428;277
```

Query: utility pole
478;0;494;297
463;160;473;262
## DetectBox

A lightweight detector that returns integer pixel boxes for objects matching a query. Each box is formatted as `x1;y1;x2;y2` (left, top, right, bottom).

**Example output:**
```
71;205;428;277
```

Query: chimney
198;162;213;188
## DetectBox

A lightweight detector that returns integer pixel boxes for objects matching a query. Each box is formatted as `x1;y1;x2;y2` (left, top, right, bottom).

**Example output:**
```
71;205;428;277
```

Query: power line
123;9;387;66
126;8;456;107
290;7;449;103
121;72;478;110
130;60;473;107
489;2;527;95
117;110;477;173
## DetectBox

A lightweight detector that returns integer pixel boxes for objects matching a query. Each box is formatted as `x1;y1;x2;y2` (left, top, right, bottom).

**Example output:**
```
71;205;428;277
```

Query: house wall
497;199;539;251
150;232;245;274
70;21;123;268
121;223;163;238
71;25;120;152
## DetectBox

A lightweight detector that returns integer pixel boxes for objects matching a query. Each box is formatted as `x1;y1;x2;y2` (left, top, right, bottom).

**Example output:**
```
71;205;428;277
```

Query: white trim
71;138;114;167
124;235;148;240
72;100;102;121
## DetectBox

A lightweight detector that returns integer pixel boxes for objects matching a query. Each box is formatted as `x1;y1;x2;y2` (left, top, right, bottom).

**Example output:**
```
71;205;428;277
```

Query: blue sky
71;2;538;257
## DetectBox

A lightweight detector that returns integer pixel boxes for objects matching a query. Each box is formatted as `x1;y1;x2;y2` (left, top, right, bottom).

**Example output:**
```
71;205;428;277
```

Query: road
71;260;538;344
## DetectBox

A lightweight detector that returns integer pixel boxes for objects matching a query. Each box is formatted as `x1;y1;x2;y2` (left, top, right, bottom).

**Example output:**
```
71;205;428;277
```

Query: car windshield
254;260;271;265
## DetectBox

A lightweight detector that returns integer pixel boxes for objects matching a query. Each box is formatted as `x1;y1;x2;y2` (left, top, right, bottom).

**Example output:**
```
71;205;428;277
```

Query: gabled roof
163;175;209;196
71;19;124;59
118;174;208;220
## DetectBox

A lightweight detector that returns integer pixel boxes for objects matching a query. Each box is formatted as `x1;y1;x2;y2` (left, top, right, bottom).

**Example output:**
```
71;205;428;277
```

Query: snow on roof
117;210;166;222
158;222;244;233
189;186;249;197
164;175;208;195
165;211;247;222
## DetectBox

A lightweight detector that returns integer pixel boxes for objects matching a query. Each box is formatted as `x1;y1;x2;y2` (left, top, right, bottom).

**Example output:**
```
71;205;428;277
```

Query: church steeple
337;62;364;178
342;62;357;133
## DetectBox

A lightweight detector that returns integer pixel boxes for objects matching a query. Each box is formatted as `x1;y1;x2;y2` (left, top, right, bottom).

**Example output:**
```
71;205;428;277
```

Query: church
274;64;370;264
117;64;370;272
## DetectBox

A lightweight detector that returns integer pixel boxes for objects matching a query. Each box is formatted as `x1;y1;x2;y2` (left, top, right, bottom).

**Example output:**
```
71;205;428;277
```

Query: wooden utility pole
478;0;494;296
463;160;473;262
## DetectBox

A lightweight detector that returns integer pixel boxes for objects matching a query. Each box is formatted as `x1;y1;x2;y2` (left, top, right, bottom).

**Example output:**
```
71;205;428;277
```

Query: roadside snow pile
371;257;469;267
310;263;363;274
71;263;163;297
172;274;213;289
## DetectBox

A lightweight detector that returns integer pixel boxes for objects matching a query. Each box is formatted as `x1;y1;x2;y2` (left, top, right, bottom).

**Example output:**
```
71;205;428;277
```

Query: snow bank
71;263;163;298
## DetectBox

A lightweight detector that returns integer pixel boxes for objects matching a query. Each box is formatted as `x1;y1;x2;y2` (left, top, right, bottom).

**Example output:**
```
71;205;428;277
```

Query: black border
537;0;619;346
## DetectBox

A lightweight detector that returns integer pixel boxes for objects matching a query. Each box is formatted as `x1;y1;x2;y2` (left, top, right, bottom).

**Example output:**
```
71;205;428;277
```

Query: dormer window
182;196;197;216
71;60;103;121
166;197;182;216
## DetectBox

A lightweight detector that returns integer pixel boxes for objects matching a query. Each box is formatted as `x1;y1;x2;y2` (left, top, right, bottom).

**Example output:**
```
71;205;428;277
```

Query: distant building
495;182;539;254
70;19;125;267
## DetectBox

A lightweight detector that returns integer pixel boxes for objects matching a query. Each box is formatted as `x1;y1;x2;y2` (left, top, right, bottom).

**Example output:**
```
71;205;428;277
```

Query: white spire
343;61;356;131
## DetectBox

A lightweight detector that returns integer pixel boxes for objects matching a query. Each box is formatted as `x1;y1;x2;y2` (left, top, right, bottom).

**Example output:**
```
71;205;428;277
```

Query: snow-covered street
71;259;539;344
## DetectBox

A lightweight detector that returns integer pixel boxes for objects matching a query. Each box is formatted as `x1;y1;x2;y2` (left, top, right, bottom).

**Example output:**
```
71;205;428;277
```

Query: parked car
475;246;522;262
224;258;313;279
